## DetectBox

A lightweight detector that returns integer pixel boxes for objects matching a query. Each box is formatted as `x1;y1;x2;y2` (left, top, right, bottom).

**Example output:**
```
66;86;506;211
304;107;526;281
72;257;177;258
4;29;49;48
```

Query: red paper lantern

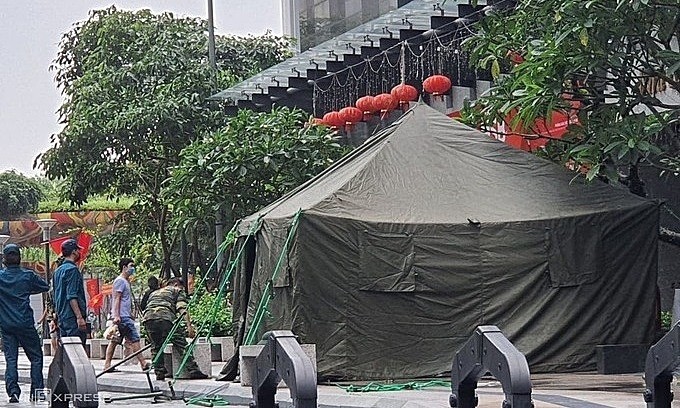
373;93;398;112
355;95;376;114
339;107;363;124
506;50;525;65
390;83;419;103
423;75;452;96
322;111;343;128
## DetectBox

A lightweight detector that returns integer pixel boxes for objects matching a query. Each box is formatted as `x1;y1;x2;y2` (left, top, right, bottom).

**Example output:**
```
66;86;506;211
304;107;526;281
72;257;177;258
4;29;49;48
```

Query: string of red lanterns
314;74;452;127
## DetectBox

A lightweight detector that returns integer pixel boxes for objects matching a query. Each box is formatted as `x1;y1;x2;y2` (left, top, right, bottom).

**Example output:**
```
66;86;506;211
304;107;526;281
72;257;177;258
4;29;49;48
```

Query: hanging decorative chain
312;26;474;116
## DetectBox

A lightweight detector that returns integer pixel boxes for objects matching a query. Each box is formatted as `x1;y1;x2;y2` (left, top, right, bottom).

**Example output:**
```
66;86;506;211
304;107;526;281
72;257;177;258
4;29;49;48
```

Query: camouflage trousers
143;319;200;376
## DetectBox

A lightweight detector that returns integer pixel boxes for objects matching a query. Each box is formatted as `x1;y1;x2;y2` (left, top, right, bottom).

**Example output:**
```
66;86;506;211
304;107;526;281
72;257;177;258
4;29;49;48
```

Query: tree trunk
627;163;646;197
627;164;680;248
157;204;172;280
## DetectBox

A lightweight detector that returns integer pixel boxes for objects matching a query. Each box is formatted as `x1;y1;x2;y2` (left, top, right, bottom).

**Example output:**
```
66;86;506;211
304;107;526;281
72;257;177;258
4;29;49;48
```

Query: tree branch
660;226;680;247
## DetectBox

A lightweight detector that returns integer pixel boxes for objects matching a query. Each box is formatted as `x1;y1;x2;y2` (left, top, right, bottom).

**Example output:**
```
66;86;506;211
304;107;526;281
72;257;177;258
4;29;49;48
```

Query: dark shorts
118;317;140;343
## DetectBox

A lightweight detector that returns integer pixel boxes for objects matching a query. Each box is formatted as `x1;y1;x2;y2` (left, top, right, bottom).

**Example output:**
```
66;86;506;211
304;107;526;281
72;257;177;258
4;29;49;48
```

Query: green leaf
579;28;589;47
638;140;650;151
585;164;600;181
603;141;622;153
491;59;501;80
667;60;680;76
570;144;591;153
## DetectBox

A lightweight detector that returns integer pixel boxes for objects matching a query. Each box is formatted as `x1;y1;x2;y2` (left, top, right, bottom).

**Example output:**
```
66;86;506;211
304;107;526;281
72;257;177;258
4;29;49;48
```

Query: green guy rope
171;217;263;384
338;380;450;393
244;209;302;345
184;395;229;406
152;220;242;367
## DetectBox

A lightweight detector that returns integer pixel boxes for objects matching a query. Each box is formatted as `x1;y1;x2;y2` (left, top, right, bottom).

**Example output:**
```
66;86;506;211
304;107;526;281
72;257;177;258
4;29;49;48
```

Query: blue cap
61;239;83;255
2;244;20;256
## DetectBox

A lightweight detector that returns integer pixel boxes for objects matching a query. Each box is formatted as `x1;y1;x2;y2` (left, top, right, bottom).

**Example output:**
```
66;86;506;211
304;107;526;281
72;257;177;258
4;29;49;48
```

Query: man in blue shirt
0;244;49;403
52;239;88;347
103;258;150;372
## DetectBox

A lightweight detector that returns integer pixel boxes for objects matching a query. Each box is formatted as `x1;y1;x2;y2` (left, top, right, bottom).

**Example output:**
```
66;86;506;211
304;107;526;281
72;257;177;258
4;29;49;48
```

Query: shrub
661;311;672;331
188;291;233;337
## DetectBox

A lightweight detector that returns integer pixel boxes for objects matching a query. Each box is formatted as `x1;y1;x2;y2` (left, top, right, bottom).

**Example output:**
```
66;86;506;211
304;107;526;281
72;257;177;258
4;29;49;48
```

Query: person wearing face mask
53;239;88;348
102;258;150;372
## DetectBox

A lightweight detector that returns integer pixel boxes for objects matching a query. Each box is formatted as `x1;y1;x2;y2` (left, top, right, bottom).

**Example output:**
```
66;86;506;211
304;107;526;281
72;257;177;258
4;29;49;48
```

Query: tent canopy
234;103;658;380
241;103;648;226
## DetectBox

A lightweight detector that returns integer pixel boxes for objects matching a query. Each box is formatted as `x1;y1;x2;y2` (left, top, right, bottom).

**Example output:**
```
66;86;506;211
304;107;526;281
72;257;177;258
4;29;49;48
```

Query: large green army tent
230;103;659;380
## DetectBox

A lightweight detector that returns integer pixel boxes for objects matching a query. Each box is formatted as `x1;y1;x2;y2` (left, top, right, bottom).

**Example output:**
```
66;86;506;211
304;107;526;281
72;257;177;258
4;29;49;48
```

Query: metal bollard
249;331;317;408
643;321;680;408
47;336;99;407
450;326;534;408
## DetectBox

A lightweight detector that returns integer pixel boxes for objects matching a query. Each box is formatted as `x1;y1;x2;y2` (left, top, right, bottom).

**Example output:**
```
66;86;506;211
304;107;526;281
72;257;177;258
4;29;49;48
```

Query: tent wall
237;201;659;380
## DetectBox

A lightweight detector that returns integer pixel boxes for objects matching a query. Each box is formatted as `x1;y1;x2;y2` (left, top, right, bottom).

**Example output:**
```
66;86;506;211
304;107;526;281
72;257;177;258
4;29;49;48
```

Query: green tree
464;0;680;182
463;0;680;245
166;107;349;229
37;7;292;276
0;171;44;219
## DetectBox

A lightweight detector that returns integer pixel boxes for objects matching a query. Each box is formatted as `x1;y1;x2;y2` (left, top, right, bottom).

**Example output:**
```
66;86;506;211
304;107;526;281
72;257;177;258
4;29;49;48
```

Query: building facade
282;0;413;52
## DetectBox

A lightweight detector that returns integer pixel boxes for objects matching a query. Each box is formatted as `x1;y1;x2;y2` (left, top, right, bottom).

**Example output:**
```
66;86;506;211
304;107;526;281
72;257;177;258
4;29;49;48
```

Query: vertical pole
207;0;217;72
43;234;51;339
215;210;225;278
180;230;189;292
207;0;224;283
673;289;680;327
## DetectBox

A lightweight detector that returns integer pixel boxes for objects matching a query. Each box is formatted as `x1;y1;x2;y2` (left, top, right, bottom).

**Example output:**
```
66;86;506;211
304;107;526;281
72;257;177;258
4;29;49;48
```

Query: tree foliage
0;171;44;219
166;107;350;228
37;6;292;276
40;6;292;203
463;0;680;181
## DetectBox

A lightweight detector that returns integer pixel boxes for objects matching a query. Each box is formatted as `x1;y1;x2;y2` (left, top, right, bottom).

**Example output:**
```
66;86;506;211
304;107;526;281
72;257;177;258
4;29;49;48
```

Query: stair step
430;16;457;30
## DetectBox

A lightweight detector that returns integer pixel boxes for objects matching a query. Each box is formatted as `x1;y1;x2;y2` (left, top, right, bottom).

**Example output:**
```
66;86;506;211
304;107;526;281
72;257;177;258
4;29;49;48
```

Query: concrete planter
165;337;212;379
210;337;235;362
89;338;106;359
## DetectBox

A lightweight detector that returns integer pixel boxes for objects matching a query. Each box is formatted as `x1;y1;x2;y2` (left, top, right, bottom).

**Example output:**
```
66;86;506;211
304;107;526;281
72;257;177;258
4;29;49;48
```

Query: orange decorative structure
423;75;452;95
339;107;363;124
390;83;419;103
355;95;377;114
0;211;121;247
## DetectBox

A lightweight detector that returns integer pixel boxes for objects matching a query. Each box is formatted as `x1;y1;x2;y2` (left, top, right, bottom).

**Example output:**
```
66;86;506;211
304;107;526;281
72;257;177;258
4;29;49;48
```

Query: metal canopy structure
210;0;514;116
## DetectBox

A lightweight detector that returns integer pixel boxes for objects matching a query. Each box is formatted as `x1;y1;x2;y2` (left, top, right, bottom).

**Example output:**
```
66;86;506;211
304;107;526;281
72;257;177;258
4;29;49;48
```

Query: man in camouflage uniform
142;278;208;380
